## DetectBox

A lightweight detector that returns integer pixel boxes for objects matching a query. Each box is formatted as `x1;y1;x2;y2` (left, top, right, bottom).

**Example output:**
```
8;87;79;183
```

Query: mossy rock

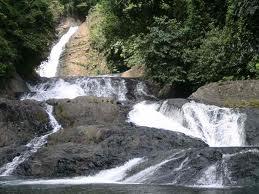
224;99;259;108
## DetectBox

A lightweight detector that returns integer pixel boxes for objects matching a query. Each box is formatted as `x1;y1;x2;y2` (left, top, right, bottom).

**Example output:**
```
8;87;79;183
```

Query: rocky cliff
58;21;110;77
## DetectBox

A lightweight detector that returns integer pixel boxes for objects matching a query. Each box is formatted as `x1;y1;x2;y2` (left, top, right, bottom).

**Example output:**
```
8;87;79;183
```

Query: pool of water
0;184;258;194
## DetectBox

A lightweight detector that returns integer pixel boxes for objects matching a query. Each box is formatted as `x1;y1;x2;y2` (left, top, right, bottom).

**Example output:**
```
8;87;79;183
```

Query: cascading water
23;77;128;101
36;26;79;78
123;151;185;183
0;21;254;190
0;27;77;176
1;158;143;185
0;23;152;179
0;105;61;176
128;100;246;147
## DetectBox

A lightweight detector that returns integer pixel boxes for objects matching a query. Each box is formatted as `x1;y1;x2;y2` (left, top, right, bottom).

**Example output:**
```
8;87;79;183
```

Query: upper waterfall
36;26;79;78
22;77;155;102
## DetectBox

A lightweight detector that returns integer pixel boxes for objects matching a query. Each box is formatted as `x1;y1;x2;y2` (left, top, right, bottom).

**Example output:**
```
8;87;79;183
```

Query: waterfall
0;17;253;188
23;77;128;101
0;105;62;176
128;101;246;147
36;26;78;78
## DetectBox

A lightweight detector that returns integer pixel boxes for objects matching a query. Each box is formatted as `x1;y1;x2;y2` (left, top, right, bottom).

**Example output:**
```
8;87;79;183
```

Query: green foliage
143;17;187;85
48;0;65;22
0;64;13;78
0;0;55;79
1;0;258;91
88;0;259;91
60;0;100;19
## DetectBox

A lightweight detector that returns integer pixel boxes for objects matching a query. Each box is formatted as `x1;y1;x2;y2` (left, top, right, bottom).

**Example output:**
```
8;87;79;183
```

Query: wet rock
15;124;207;177
0;98;50;147
163;98;190;109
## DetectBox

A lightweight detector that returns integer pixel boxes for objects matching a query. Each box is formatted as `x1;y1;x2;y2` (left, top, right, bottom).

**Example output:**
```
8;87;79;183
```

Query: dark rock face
0;73;28;99
158;84;191;99
190;80;259;107
0;98;50;147
242;108;259;146
15;124;207;177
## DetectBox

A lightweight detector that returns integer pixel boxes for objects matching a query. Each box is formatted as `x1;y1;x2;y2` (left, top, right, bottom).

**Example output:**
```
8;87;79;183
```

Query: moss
224;99;259;108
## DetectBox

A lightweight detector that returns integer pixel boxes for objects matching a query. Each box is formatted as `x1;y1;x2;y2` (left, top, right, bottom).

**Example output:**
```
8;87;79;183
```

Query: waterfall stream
0;25;254;189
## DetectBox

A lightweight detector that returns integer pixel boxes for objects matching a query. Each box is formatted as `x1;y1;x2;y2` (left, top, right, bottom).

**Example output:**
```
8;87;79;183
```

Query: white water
22;77;128;101
0;105;62;176
36;26;78;78
196;163;224;188
2;158;143;185
128;101;246;147
124;151;185;183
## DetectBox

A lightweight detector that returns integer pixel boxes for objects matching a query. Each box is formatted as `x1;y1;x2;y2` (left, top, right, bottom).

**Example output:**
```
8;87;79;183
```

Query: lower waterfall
128;100;246;147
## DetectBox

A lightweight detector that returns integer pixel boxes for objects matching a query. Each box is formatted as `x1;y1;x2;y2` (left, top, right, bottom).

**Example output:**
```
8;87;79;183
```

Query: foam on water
128;101;246;147
36;26;78;78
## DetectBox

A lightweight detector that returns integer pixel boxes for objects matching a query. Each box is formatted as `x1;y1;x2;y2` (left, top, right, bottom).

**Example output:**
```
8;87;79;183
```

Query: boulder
48;96;123;128
0;98;50;147
190;80;259;107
